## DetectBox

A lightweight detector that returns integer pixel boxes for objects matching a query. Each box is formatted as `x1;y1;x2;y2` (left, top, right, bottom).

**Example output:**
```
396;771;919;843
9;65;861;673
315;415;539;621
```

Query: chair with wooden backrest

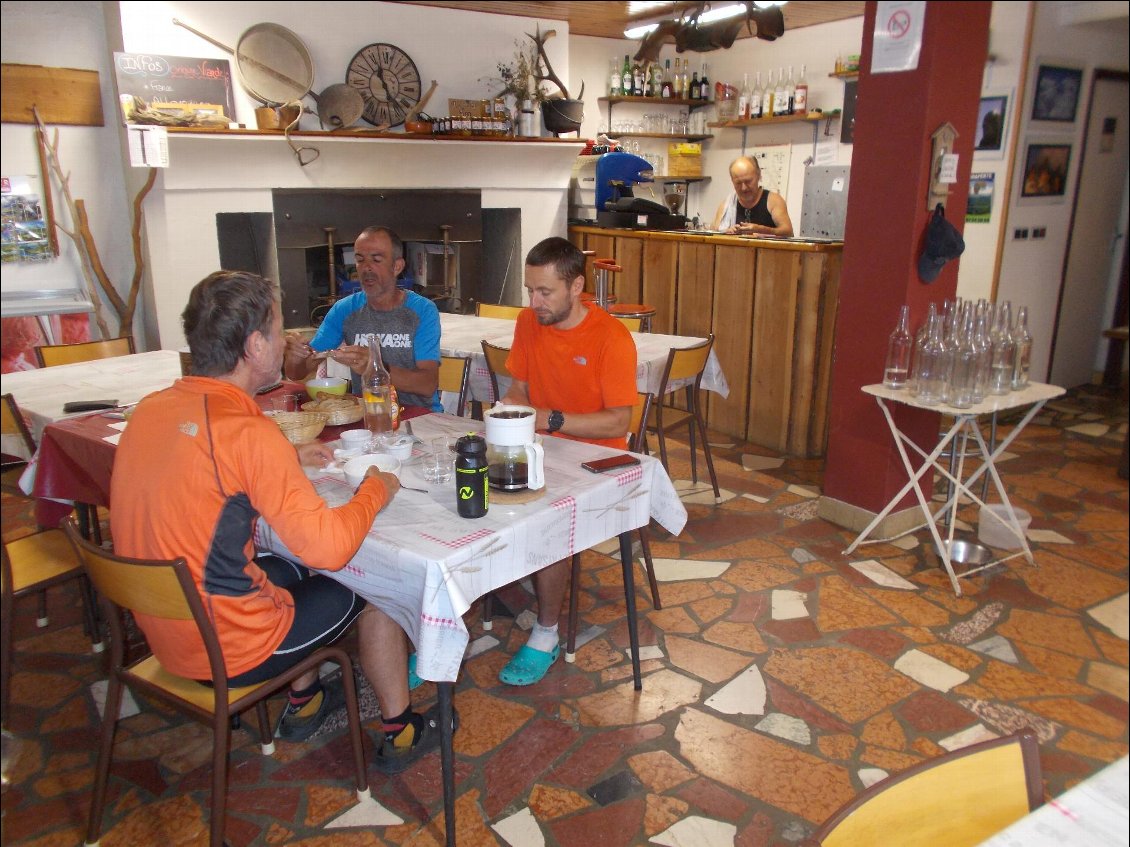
34;336;135;368
804;730;1043;847
437;355;472;417
475;303;524;320
480;340;512;405
1;393;36;493
63;520;369;847
647;334;720;502
2;528;102;723
614;315;643;333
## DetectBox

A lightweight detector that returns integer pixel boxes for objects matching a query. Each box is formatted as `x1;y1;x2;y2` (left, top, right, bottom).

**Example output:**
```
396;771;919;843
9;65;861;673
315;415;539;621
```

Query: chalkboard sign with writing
113;52;237;123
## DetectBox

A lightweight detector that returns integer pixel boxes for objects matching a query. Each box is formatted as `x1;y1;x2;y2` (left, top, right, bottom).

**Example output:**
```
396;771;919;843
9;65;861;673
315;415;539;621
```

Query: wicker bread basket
300;396;364;426
268;410;328;444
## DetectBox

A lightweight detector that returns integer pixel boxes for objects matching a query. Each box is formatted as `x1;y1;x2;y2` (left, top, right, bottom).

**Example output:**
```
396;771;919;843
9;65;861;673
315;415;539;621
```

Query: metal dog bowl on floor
935;537;994;566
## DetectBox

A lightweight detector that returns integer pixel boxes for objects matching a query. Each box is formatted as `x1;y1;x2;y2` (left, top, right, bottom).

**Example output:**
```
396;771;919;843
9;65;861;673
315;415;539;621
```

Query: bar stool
591;258;619;309
580;291;617;307
607;303;657;332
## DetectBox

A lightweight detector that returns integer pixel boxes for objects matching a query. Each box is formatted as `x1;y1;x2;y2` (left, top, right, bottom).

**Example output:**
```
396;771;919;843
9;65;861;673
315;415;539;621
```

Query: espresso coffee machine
594;151;687;231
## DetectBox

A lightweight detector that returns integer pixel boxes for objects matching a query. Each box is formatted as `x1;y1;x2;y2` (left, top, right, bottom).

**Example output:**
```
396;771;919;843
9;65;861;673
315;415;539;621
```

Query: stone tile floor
1;384;1126;846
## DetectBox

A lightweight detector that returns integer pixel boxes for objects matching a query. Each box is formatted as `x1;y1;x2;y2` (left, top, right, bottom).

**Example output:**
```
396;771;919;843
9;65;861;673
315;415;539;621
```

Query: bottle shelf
604;132;713;142
829;70;860;80
708;110;840;129
599;96;713;111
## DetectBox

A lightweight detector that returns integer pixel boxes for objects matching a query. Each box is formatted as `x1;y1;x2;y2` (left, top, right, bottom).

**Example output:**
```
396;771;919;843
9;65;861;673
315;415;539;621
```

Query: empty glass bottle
989;301;1015;395
916;313;946;406
971;309;992;404
908;302;937;397
1011;305;1032;390
883;304;912;389
949;311;978;409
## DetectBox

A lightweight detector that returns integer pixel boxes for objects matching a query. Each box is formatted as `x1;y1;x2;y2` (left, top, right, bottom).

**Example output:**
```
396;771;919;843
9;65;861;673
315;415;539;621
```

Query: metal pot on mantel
542;98;583;135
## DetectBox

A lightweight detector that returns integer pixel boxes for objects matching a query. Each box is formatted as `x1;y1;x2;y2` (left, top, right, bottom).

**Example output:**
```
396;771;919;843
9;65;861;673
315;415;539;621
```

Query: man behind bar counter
711;155;794;237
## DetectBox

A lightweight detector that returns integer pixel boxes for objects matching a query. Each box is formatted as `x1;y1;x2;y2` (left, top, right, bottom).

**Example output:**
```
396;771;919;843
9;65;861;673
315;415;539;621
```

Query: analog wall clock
346;43;422;128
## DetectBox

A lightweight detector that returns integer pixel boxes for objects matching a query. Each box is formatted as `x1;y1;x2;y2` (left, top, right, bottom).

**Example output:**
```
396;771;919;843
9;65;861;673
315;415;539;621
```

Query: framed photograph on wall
974;92;1010;159
1019;140;1072;204
1031;64;1083;123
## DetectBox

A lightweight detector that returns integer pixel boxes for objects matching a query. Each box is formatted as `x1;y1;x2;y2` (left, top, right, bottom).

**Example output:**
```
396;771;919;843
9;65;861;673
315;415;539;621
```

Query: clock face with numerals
346;43;421;128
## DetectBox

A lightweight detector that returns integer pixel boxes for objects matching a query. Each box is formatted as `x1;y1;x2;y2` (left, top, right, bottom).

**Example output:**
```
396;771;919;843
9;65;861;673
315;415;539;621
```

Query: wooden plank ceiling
398;2;864;40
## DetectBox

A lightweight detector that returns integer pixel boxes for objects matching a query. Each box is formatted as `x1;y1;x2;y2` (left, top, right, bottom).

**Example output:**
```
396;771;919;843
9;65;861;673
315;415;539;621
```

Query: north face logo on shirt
574;356;587;366
178;421;199;437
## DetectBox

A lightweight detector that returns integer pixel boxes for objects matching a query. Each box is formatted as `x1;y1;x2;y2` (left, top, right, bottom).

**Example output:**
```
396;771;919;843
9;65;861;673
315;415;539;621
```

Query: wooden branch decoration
123;167;158;333
527;26;571;100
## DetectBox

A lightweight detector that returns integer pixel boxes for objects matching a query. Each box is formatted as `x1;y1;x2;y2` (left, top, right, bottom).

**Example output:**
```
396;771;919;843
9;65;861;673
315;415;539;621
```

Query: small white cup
339;429;372;452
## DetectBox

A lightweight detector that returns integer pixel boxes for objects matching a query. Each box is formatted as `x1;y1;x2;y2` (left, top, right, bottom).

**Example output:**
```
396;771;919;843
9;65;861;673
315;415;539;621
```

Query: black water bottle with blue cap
455;434;488;518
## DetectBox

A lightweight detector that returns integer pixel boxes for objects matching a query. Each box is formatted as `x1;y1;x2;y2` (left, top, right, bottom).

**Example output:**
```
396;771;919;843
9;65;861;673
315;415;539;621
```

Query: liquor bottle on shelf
786;66;796;114
774;67;787;115
650;61;663;97
633;62;645;96
621;55;632;97
737;73;751;120
699;63;710;101
677;59;687;98
610;57;621;96
794;64;809;115
661;59;673;98
764;70;775;117
750;71;763;118
689;66;700;100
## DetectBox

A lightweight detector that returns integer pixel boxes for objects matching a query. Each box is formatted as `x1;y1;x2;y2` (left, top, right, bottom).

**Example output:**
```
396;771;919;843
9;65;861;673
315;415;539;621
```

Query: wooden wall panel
613;236;643;304
788;253;826;454
675;242;715;339
748;250;801;450
1;64;104;126
641;239;678;334
809;251;841;455
710;245;756;436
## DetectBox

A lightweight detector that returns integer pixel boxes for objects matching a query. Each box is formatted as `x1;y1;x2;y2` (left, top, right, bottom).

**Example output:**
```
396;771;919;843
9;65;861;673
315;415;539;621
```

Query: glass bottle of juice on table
363;337;398;436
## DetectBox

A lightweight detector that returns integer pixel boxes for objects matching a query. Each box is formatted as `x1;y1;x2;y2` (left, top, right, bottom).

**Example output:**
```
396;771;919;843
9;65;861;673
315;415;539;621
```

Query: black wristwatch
547;409;565;433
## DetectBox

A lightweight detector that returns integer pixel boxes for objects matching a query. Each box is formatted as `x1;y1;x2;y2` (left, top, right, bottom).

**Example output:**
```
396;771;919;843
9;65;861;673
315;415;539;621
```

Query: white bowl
343;454;400;488
339;429;372;450
378;433;415;461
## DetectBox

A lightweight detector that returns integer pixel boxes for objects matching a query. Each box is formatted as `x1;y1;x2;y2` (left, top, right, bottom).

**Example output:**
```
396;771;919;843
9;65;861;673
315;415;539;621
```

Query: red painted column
823;1;992;516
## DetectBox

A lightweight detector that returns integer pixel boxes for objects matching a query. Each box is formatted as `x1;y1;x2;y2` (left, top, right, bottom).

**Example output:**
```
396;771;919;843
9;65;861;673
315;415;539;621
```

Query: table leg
619;532;642;690
438;681;456;847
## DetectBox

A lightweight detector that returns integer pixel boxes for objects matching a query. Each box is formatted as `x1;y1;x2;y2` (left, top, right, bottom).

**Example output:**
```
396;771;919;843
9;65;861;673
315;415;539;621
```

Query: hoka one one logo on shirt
355;332;412;349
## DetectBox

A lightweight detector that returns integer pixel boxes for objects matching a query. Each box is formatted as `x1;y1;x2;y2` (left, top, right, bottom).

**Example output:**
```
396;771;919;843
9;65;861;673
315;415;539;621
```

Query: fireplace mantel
141;131;584;347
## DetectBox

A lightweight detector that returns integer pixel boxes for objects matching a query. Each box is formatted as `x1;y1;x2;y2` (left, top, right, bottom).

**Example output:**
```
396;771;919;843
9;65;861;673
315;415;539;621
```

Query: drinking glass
271;394;298;413
422;450;453;484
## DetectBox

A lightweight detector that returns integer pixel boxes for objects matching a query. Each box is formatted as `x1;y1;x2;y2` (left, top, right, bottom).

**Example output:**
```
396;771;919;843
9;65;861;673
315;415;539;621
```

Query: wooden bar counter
569;226;842;457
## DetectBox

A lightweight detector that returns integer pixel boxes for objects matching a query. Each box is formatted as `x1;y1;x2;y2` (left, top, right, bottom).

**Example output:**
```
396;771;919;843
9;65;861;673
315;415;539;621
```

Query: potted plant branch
486;27;584;136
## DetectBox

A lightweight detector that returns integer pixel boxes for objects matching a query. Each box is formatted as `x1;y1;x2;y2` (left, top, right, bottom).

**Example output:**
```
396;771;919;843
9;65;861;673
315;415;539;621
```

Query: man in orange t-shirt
499;237;637;685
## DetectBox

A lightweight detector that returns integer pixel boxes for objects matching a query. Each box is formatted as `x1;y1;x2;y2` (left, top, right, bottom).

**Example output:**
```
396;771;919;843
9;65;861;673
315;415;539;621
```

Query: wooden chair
480;339;512;405
1;393;36;493
64;521;369;847
804;731;1044;847
647;334;720;502
475;303;524;320
2;528;103;722
614;315;643;332
437;355;472;417
34;336;135;368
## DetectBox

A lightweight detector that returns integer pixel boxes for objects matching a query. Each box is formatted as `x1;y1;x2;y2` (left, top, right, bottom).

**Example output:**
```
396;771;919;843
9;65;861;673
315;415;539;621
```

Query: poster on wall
966;173;994;223
1;175;53;264
1031;64;1083;123
113;52;237;125
974;92;1011;160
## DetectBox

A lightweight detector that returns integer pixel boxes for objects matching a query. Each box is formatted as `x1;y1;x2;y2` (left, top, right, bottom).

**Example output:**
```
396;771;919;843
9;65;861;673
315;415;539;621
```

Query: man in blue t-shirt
284;226;441;411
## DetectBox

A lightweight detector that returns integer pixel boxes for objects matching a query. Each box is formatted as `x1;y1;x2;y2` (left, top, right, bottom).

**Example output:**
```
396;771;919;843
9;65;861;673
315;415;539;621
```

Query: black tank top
734;190;775;227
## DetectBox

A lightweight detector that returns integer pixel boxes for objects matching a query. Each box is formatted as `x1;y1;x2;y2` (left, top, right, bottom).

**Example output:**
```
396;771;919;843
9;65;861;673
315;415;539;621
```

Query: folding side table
843;382;1065;595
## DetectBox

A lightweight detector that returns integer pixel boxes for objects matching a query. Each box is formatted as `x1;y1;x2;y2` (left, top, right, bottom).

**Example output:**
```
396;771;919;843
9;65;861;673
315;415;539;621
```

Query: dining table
255;411;688;846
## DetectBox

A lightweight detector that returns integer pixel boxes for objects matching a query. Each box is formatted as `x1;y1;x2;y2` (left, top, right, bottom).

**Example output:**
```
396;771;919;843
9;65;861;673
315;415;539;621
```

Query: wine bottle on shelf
661;59;673;98
621;55;632;98
764;70;775;117
651;61;664;98
699;63;710;101
794;64;809;115
610;57;621;97
786;65;796;115
633;62;645;97
689;66;700;100
737;73;751;121
750;71;763;119
674;59;684;98
775;67;787;116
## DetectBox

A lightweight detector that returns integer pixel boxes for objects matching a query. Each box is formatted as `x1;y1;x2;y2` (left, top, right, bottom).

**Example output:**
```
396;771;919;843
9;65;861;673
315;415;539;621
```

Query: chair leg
84;674;124;846
255;701;274;755
336;655;370;798
78;575;105;653
655;405;671;474
210;707;231;847
685;389;699;485
637;527;662;610
692;402;721;501
565;553;582;662
480;592;493;631
86;504;103;548
36;590;48;628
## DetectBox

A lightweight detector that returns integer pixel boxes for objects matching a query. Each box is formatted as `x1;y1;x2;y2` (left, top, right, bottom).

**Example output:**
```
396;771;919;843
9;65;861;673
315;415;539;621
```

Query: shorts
225;554;365;687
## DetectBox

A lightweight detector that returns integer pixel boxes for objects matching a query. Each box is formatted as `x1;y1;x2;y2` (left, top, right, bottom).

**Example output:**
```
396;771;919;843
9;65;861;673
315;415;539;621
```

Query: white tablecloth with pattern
254;412;688;682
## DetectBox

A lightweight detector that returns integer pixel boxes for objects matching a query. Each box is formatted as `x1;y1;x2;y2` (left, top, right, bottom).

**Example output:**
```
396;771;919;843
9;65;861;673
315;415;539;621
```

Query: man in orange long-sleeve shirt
112;271;442;772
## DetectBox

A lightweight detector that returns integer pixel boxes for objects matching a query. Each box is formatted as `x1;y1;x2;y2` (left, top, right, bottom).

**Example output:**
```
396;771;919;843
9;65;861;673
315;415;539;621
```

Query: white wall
995;0;1130;382
569;18;864;226
0;1;133;339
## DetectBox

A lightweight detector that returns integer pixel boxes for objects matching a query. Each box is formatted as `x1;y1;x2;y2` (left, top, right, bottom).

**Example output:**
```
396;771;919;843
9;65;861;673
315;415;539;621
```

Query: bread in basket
267;410;328;444
300;395;364;426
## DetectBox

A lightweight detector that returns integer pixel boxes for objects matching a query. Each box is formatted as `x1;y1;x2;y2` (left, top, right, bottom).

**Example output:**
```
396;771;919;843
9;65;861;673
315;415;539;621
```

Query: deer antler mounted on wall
528;25;584;101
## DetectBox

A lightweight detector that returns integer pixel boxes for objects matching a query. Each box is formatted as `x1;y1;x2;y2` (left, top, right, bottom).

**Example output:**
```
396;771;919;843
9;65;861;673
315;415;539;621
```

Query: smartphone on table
582;454;641;474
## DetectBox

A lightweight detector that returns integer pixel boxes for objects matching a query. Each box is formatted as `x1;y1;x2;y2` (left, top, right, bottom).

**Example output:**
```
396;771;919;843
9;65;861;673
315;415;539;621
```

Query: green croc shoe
499;643;560;686
408;653;424;691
